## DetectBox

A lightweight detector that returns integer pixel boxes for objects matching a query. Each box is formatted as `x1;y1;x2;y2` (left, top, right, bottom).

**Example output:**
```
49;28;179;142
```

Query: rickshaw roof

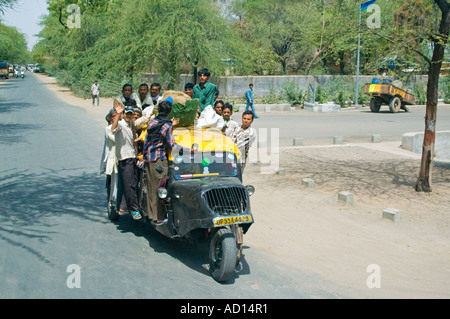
170;126;241;160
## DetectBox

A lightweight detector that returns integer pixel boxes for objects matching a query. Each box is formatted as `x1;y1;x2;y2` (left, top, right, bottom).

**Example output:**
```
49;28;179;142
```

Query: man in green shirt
193;68;217;113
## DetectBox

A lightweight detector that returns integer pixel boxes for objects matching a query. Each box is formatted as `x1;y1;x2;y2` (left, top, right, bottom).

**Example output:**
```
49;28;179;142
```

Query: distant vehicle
363;79;415;113
33;64;41;73
0;62;10;79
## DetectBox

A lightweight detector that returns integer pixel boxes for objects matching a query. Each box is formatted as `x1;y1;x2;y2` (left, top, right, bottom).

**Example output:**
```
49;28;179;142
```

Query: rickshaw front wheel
209;228;238;282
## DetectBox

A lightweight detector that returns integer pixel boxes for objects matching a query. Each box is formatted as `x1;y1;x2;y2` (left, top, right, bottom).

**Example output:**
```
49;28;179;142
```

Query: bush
441;77;450;104
413;83;427;105
281;81;306;105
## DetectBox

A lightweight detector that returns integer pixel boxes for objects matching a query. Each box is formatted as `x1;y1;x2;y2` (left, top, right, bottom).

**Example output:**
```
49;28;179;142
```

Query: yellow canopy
169;126;241;160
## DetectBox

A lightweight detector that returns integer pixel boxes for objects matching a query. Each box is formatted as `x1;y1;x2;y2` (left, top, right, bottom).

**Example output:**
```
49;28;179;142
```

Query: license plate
213;214;253;227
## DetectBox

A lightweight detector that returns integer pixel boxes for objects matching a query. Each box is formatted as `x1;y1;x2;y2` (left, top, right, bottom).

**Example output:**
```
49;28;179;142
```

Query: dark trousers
92;94;99;105
117;158;139;212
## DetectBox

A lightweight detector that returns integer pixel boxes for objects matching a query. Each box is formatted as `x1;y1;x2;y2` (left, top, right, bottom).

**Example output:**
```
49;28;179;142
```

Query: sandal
155;218;168;226
132;211;142;220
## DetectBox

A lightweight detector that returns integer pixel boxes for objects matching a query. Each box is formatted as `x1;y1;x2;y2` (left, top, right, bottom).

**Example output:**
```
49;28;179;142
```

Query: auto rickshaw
110;125;255;282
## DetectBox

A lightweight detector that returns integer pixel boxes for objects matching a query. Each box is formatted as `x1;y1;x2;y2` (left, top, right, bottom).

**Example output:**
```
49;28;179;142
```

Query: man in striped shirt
143;100;180;224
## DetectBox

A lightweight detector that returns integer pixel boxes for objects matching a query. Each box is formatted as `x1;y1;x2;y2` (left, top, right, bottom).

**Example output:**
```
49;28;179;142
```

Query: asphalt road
0;74;346;301
247;101;450;147
1;74;449;302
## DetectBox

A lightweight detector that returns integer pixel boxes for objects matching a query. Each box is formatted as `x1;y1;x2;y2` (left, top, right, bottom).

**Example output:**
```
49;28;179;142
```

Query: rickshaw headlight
158;188;168;199
245;185;255;196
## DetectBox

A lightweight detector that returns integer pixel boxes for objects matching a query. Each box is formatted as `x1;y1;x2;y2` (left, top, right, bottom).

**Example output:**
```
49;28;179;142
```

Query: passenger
221;103;239;137
132;83;154;111
143;99;180;225
133;108;144;164
111;101;152;220
100;108;119;211
232;111;257;175
184;82;194;98
193;68;217;113
119;83;136;107
213;99;224;116
150;82;163;106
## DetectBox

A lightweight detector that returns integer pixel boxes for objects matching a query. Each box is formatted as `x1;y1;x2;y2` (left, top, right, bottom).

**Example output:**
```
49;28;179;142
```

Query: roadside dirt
35;73;450;299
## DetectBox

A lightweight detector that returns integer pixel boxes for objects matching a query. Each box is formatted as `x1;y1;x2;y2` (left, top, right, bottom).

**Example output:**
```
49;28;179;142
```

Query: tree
0;0;16;14
416;0;450;192
0;22;30;63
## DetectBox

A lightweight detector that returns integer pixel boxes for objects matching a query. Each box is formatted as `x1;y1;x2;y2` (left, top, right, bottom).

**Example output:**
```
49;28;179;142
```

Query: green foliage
280;81;306;105
441;77;450;104
0;20;30;63
35;0;242;97
413;83;427;104
33;0;447;99
0;0;17;14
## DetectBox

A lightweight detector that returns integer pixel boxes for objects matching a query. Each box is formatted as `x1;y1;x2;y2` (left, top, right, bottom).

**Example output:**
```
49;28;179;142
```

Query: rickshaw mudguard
166;176;254;238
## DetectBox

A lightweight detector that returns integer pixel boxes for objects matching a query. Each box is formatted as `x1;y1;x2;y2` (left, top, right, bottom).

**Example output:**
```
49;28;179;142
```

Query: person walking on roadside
91;80;100;106
245;83;258;118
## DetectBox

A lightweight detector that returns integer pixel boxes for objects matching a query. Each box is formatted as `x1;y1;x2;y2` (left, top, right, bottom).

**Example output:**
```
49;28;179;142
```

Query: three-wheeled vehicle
109;126;255;282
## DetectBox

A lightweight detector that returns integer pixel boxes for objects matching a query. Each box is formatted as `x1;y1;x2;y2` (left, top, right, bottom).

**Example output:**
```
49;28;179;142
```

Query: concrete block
334;136;343;145
302;178;315;188
372;134;382;143
264;106;271;113
383;208;402;222
338;191;353;205
293;138;304;146
401;130;450;160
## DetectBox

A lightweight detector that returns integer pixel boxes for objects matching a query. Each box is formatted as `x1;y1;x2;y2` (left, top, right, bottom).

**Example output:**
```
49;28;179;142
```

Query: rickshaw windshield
170;151;240;180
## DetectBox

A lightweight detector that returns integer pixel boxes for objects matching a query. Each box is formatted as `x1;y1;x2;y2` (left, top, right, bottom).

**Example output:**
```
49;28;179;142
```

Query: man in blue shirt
245;83;258;118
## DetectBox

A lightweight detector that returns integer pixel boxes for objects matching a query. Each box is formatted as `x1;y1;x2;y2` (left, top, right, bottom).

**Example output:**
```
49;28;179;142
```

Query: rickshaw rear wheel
209;228;238;282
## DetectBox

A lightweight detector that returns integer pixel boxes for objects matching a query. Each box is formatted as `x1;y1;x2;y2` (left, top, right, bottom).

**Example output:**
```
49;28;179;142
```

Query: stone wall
178;74;432;98
143;73;435;99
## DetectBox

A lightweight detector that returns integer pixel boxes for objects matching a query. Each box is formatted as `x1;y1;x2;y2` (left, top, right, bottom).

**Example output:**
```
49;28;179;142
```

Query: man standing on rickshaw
143;99;179;225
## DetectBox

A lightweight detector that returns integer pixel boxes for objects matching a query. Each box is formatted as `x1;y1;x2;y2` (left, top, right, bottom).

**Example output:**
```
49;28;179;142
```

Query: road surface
1;74;449;302
0;74;345;300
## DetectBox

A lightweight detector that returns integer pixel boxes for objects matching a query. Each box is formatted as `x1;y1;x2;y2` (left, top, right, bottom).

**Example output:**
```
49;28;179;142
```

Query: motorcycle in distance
108;126;255;282
20;69;24;79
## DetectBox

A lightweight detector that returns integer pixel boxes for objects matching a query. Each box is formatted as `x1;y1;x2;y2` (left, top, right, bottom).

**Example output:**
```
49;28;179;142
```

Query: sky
1;0;49;51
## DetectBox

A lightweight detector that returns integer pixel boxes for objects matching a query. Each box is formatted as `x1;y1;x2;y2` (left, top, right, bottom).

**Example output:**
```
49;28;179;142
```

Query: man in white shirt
91;81;100;106
221;103;239;137
131;83;154;112
150;82;163;106
111;102;151;220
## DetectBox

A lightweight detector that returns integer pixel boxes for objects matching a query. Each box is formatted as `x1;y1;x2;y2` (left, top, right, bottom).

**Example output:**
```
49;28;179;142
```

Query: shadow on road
114;215;252;283
0;169;107;265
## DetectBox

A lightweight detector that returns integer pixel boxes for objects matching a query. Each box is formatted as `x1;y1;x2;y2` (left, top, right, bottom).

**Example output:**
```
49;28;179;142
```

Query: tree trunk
415;0;449;192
